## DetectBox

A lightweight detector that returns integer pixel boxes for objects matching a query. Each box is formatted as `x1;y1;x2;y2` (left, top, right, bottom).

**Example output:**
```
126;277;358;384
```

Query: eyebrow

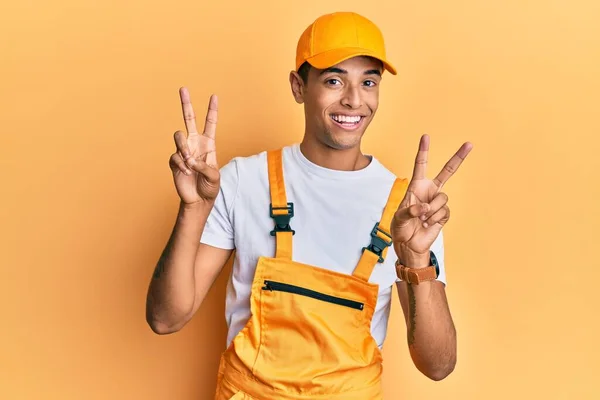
319;67;382;76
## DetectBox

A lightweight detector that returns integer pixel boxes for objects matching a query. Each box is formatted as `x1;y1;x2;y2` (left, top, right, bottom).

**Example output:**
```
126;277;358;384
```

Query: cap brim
305;47;397;75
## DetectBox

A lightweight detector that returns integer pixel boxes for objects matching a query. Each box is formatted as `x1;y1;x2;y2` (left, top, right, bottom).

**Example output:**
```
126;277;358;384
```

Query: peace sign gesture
169;87;221;205
391;134;473;267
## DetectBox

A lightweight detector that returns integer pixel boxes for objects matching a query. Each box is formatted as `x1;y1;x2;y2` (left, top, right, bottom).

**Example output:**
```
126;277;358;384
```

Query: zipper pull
262;281;272;291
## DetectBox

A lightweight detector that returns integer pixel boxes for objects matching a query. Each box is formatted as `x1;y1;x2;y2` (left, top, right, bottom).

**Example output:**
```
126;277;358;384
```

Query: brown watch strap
395;259;438;284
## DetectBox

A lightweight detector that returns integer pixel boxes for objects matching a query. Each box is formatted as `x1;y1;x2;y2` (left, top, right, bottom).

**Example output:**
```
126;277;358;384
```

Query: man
146;11;472;399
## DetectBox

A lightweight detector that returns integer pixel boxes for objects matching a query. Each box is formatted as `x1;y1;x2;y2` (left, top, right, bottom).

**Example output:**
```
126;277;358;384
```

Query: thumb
394;202;429;227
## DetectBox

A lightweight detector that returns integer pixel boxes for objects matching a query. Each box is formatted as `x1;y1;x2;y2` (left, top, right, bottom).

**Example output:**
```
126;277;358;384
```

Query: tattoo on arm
407;284;417;345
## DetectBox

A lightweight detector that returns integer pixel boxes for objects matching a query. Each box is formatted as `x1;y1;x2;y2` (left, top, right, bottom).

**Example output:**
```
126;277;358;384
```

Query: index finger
433;142;473;189
411;134;430;181
179;87;198;135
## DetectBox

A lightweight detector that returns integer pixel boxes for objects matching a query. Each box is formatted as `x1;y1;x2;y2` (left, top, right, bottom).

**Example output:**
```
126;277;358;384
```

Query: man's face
291;56;383;150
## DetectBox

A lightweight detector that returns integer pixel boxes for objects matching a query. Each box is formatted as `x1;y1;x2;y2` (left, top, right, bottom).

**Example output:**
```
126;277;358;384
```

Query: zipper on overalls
262;280;365;310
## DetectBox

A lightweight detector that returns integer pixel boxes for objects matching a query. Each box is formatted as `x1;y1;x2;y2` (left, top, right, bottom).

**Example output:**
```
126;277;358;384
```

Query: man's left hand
391;134;473;267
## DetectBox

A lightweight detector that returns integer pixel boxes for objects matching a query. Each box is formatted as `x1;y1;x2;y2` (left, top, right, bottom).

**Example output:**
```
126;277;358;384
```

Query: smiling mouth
329;114;365;130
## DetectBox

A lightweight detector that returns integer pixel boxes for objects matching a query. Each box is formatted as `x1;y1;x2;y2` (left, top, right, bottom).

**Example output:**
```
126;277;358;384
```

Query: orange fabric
352;178;408;281
267;149;287;210
213;149;405;400
267;149;293;260
295;12;397;75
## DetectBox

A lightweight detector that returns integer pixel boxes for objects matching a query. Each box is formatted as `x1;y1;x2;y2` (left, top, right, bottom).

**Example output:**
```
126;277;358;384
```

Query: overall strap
267;149;294;260
352;178;409;282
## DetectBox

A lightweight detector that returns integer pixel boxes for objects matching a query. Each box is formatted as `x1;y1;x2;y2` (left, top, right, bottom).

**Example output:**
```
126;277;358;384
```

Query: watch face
430;250;440;277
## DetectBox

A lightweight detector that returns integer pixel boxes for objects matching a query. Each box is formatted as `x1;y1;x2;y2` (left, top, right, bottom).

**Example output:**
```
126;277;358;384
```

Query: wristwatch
395;251;439;284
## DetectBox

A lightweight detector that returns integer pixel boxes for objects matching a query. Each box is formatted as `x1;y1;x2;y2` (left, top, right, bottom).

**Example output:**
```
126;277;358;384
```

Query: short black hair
297;62;311;84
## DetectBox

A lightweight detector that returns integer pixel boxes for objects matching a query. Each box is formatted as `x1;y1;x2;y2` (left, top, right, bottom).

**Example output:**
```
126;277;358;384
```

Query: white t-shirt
200;143;446;349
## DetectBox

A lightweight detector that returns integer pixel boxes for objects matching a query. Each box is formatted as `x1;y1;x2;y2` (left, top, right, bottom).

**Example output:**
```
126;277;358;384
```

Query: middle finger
432;142;472;189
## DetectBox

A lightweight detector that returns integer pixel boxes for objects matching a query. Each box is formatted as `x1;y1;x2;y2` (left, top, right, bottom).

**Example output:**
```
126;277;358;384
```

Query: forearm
145;200;213;333
403;279;456;380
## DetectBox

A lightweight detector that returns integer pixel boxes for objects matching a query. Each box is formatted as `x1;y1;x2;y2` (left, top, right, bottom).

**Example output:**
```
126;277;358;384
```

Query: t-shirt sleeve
395;229;447;286
199;158;239;250
431;229;447;286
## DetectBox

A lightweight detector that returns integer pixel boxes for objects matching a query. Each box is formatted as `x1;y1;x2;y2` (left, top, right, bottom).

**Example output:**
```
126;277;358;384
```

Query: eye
326;78;341;86
364;80;377;87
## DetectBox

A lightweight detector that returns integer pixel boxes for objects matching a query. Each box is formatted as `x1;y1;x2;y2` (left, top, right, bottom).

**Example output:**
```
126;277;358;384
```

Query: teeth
331;115;361;123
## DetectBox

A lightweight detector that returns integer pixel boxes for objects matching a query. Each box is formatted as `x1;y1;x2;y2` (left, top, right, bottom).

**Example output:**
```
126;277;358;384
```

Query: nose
341;84;361;109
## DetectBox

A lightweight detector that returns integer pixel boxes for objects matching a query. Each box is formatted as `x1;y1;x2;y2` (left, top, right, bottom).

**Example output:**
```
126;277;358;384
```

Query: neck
299;137;371;171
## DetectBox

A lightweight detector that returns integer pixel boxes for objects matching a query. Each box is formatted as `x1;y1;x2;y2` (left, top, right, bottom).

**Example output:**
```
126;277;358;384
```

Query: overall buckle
269;202;295;236
361;222;393;263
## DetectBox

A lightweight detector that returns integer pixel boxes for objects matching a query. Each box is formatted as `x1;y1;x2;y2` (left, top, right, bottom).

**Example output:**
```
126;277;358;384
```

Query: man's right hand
169;87;220;205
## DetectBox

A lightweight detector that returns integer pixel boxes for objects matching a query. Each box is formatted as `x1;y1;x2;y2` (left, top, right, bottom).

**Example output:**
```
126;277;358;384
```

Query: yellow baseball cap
295;12;397;75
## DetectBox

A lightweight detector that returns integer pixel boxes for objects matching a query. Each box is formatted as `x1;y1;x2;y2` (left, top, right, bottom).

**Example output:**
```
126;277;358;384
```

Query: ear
289;71;305;104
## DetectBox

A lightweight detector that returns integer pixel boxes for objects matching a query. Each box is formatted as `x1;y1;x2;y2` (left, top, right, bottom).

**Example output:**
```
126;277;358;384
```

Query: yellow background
1;0;599;399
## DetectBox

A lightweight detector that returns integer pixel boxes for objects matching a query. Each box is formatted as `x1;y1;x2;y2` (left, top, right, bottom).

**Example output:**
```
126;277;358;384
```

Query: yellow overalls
214;148;408;400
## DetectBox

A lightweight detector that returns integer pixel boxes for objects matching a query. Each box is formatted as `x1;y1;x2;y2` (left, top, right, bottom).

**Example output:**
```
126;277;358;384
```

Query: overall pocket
262;280;365;310
253;278;369;394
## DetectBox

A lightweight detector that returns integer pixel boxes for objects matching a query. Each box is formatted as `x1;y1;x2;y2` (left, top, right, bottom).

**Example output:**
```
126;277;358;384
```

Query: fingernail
423;222;428;228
